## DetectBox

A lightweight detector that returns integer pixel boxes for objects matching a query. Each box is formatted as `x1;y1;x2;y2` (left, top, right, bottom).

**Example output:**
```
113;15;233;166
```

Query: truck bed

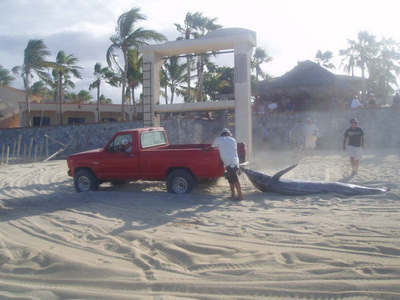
153;143;246;163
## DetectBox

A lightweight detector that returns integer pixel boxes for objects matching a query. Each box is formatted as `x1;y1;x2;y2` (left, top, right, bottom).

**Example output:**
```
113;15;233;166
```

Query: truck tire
166;170;196;194
74;169;99;192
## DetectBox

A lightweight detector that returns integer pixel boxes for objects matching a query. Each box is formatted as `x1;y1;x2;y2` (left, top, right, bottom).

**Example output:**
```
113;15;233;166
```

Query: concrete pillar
142;52;162;127
234;43;253;158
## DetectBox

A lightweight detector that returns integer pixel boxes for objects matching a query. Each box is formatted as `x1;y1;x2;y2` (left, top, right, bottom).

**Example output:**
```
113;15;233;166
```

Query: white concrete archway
139;28;256;156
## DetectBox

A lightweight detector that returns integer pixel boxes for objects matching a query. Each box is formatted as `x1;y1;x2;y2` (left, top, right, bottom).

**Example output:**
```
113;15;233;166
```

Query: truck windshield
141;131;166;148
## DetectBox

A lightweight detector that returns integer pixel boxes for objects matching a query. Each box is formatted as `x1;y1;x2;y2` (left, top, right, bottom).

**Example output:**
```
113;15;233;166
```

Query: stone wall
0;118;226;159
253;108;400;150
0;108;398;161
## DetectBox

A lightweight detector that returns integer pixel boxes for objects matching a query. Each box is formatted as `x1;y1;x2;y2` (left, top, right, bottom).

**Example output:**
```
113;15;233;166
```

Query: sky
1;0;400;103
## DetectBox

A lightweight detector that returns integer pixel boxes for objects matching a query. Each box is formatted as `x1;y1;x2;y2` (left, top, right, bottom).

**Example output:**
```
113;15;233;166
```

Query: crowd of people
254;92;400;116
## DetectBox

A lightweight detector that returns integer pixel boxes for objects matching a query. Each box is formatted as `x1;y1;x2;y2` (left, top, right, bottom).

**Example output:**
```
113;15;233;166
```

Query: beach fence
0;134;71;166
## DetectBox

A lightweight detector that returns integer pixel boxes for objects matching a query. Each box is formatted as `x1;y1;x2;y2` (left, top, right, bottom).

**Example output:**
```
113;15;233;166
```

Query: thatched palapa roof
256;60;363;95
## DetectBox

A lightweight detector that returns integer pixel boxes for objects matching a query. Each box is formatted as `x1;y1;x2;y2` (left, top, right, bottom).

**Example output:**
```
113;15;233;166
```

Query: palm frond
117;8;146;39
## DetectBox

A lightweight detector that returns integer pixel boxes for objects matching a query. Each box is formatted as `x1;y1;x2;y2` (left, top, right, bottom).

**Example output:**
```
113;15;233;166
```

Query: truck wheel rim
173;177;188;194
78;176;90;191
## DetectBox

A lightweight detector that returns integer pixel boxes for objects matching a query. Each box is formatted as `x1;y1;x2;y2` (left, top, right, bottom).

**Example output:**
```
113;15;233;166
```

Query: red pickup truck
67;127;246;194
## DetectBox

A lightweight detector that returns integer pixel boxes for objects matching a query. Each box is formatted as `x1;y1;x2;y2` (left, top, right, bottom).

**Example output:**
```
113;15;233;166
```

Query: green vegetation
89;62;118;120
161;56;187;104
12;39;51;127
339;31;400;99
0;65;15;87
175;12;222;102
106;7;166;120
51;51;82;124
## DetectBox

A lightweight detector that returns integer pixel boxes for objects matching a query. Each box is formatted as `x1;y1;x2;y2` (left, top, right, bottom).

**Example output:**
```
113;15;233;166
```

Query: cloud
0;31;121;100
0;1;181;102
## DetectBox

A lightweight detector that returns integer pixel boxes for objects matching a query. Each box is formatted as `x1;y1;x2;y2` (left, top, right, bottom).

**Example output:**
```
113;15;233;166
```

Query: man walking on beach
212;128;243;201
303;118;319;154
343;118;364;176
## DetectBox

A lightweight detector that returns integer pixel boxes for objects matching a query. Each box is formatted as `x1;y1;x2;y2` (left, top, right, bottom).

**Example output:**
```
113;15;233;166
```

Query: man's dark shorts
225;166;239;184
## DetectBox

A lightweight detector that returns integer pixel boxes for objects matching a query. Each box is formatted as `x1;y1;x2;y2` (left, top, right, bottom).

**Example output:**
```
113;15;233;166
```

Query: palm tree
366;37;400;99
107;7;166;120
41;69;73;102
191;14;222;102
30;80;52;98
251;47;272;81
339;47;356;77
340;31;379;99
160;66;168;103
99;94;112;104
315;50;335;70
203;64;234;100
51;50;82;125
65;91;78;103
13;39;51;127
162;56;187;104
77;90;92;104
89;63;115;122
0;65;15;87
175;12;206;102
126;49;142;114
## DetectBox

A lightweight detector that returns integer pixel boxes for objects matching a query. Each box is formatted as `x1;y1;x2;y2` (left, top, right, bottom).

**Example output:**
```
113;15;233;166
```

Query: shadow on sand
0;179;270;235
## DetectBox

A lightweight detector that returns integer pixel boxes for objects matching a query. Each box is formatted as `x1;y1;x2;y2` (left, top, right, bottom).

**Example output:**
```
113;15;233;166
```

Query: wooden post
5;145;10;165
28;137;33;161
34;143;38;162
12;139;17;160
44;147;66;161
40;138;45;160
45;135;49;158
17;135;22;160
1;144;4;164
23;143;27;161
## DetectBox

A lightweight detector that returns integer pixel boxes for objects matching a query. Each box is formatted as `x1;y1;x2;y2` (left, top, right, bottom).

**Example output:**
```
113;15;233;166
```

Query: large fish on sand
242;164;388;196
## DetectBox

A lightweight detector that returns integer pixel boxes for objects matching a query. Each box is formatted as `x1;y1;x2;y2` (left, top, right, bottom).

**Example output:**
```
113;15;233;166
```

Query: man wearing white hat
212;128;243;201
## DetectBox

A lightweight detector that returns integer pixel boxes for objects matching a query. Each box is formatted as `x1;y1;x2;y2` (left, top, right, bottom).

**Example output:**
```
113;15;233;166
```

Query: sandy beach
0;150;399;299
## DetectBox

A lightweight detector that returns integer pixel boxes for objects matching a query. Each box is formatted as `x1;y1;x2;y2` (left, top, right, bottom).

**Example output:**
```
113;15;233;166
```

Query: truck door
99;134;139;180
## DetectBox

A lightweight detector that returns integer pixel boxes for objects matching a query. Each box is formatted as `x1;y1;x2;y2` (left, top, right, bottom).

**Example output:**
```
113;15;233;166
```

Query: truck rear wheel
74;169;99;192
166;170;195;194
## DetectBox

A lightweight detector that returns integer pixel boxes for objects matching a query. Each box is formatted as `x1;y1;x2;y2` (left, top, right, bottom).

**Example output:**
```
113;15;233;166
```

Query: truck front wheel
74;169;99;192
166;170;195;194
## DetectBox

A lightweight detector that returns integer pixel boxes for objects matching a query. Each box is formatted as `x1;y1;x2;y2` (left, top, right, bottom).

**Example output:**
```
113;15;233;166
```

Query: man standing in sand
343;118;364;176
303;118;319;154
212;128;243;201
351;95;362;109
289;120;304;152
